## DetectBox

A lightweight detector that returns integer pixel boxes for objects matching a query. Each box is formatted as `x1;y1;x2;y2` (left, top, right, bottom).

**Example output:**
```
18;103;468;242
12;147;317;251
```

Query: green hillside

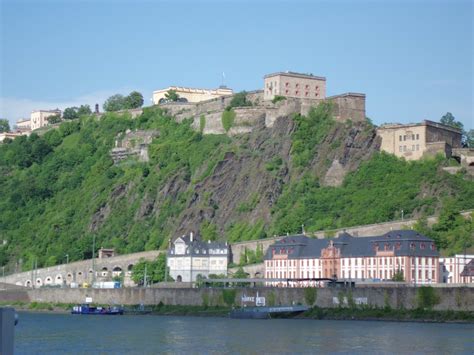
0;106;472;271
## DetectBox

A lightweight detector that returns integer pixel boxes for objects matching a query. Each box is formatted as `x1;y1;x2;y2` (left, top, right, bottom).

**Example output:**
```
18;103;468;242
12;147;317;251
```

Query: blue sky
0;0;472;130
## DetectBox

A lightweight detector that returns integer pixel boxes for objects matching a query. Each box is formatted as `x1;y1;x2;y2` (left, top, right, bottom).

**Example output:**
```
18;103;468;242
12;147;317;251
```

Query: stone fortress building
156;71;367;135
167;232;229;282
264;71;327;101
152;86;233;105
376;120;462;160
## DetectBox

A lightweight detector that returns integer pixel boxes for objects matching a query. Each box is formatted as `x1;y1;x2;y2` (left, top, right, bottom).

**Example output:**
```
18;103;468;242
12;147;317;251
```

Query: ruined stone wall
426;124;462;148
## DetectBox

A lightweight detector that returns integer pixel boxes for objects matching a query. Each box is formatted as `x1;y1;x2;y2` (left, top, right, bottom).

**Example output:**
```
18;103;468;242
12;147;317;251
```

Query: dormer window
410;242;416;250
430;243;436;251
420;243;425;250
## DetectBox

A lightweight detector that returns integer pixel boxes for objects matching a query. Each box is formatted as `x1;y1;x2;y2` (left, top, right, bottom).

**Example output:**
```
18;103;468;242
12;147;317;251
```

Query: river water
14;312;474;354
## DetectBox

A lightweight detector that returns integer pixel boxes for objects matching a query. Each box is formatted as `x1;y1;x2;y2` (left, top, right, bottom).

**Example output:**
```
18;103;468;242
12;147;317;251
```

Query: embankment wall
1;286;472;311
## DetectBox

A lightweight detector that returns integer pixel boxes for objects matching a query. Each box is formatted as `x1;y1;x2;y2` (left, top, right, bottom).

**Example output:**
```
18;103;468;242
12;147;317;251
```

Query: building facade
439;255;474;284
0;132;25;143
16;119;31;132
30;109;61;130
264;231;441;286
153;86;233;105
377;120;462;161
263;71;327;101
167;232;229;282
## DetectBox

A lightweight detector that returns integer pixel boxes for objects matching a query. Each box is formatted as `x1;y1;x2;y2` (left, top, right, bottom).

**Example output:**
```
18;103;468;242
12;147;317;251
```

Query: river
14;312;474;354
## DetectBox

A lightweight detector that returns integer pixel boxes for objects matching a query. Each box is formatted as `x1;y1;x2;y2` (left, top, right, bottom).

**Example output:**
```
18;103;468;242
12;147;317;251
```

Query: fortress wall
4;286;471;311
328;94;366;122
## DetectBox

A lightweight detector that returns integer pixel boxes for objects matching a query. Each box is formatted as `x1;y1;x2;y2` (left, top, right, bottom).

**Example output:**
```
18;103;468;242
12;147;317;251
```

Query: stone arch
36;278;43;287
177;275;182;282
112;266;123;277
127;264;134;271
55;274;63;285
25;280;32;287
44;276;53;285
101;267;108;271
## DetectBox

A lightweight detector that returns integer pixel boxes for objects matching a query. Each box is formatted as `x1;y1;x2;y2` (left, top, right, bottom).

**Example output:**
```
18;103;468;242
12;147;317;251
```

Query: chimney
190;231;193;242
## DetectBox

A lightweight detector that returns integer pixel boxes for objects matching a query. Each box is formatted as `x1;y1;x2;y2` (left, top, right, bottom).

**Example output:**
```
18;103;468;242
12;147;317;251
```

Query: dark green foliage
227;91;252;110
272;152;474;235
77;105;92;116
63;107;79;120
227;221;266;243
125;91;144;109
440;112;463;131
222;110;235;132
0;119;9;132
238;244;264;266
414;204;473;256
199;115;206;133
271;95;286;104
131;254;168;285
291;102;334;167
236;193;260;213
103;94;127;112
164;90;179;102
222;289;237;306
465;129;474;148
47;115;61;124
200;221;218;241
265;156;283;172
416;286;440;310
304;287;317;306
392;270;404;281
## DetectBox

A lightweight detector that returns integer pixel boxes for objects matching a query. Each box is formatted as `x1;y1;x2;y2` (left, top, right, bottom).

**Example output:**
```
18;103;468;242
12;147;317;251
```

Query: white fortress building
153;86;233;105
30;109;61;130
167;232;229;282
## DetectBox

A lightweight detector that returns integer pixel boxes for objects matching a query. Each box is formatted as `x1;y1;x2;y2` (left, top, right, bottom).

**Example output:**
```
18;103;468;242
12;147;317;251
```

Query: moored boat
71;304;124;315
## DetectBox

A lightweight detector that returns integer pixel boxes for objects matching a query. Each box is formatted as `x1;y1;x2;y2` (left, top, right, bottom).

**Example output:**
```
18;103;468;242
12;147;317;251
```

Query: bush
199;115;206;133
271;95;287;104
304;287;317;306
416;286;440;310
227;91;252;109
222;110;236;132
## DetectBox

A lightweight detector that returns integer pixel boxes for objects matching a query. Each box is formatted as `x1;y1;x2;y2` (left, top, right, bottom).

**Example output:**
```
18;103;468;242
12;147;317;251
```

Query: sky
0;0;472;130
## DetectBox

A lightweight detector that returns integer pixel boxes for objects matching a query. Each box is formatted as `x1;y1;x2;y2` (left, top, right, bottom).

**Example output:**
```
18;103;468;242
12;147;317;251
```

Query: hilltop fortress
157;71;366;135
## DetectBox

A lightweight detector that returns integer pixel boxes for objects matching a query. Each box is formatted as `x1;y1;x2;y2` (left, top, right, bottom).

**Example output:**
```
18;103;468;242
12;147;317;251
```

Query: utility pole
143;264;147;288
401;210;404;221
92;235;96;285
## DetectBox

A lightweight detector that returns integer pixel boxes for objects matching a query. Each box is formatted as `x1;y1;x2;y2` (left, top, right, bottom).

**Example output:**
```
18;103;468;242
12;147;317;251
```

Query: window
285;89;289;94
315;86;319;90
285;82;289;87
399;135;402;141
420;243;425;250
399;146;403;152
403;146;407;152
403;135;406;141
295;83;299;88
315;93;318;97
432;270;435;280
416;134;419;140
305;92;309;96
412;145;415;151
396;242;401;250
295;91;299;95
305;84;309;89
410;242;416;250
416;144;419;151
412;134;415;140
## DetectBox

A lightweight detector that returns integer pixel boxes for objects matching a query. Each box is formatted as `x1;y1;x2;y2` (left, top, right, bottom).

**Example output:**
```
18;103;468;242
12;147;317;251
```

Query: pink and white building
264;230;447;286
439;255;474;284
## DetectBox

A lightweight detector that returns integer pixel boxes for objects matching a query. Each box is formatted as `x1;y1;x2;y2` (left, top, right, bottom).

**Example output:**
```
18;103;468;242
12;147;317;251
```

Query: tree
464;129;473;148
440;112;464;131
392;270;404;282
63;107;79;120
164;89;179;102
77;105;92;116
0;119;10;132
131;254;168;286
103;94;127;112
125;91;144;109
47;114;61;124
227;91;252;109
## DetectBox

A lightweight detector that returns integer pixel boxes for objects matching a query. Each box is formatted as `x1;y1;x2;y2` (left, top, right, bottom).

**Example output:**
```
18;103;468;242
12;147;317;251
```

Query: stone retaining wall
1;286;472;311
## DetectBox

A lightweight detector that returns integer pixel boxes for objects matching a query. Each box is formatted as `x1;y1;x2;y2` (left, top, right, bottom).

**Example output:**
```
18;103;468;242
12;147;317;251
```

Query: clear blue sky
0;0;472;130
